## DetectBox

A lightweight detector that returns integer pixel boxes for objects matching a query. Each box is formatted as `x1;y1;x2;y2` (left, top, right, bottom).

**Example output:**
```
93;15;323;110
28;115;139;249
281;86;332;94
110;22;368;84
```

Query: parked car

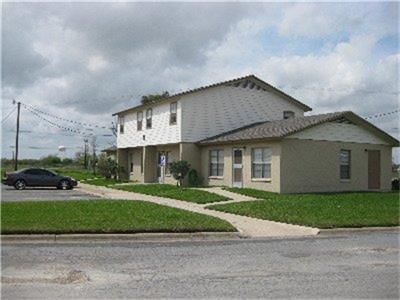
2;168;78;190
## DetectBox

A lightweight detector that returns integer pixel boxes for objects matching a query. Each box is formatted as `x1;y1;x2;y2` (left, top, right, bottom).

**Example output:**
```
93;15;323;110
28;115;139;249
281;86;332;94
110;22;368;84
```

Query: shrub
188;169;201;187
169;160;191;186
97;153;122;179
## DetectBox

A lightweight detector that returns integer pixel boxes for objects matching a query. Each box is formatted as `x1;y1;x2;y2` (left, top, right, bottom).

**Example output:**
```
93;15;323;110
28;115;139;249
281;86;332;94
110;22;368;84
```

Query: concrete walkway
78;183;319;238
194;186;262;206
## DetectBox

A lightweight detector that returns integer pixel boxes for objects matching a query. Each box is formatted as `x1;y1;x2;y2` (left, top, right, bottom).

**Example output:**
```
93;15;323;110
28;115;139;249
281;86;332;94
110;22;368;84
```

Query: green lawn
1;200;235;234
81;178;122;186
52;168;98;181
113;184;230;204
209;188;400;228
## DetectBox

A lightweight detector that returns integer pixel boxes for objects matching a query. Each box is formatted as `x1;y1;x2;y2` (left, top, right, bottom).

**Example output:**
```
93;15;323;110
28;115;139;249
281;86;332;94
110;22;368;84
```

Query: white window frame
209;150;224;177
118;116;125;134
146;108;152;129
170;102;177;125
251;148;271;180
340;149;351;180
137;111;143;131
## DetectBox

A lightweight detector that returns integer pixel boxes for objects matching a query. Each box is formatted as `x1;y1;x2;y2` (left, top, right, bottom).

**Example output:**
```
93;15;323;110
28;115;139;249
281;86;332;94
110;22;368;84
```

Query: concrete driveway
1;184;100;202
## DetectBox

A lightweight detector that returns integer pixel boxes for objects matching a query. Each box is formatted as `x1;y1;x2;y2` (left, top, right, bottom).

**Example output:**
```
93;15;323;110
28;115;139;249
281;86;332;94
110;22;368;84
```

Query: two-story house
113;75;398;193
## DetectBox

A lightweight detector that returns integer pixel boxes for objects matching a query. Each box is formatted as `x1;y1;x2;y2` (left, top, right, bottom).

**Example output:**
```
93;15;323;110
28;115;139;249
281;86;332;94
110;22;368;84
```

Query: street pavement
1;184;100;201
2;231;399;299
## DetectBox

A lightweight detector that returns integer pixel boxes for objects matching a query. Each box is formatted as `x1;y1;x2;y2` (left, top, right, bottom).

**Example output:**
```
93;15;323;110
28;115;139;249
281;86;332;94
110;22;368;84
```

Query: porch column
143;145;157;183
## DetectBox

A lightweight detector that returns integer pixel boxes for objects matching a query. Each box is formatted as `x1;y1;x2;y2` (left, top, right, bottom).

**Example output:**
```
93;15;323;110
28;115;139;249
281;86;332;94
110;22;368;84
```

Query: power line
21;102;111;130
23;105;92;137
2;106;17;124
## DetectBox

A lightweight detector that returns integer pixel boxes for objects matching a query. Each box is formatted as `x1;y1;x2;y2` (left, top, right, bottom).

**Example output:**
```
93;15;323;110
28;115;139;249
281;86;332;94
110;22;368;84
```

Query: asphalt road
2;231;399;299
1;184;100;201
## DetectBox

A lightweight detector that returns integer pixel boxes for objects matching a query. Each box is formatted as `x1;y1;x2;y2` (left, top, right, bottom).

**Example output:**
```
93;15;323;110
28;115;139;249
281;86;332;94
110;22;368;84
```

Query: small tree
169;160;190;186
98;154;112;178
141;91;169;105
98;153;123;179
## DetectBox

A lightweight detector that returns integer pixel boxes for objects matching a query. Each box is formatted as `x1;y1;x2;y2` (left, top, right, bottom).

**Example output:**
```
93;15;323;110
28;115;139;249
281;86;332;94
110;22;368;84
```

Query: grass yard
53;168;98;181
81;178;122;186
209;188;400;228
113;184;230;204
1;200;235;234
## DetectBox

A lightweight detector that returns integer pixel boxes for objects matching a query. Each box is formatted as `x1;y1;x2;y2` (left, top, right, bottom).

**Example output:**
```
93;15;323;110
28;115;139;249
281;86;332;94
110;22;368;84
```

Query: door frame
232;148;244;188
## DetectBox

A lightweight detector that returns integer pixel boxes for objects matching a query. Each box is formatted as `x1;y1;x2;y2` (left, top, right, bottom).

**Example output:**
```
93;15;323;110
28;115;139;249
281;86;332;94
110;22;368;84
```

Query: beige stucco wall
116;148;129;181
127;148;144;182
280;139;393;193
200;142;281;192
179;143;202;185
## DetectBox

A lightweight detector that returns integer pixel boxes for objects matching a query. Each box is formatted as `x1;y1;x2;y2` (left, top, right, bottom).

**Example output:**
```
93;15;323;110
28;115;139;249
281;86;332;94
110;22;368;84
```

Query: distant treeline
1;155;80;169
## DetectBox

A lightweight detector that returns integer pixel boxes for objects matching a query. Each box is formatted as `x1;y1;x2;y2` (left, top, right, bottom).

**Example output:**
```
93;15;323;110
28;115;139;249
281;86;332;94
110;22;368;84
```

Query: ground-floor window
340;149;351;180
251;148;271;179
210;150;224;177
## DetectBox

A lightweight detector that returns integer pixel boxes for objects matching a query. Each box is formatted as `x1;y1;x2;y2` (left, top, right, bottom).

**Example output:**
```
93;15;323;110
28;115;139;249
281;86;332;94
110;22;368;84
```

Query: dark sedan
2;168;78;190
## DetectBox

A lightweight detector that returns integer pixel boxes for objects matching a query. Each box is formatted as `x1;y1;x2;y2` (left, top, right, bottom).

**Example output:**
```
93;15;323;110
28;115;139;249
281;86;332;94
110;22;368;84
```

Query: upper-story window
283;111;295;119
170;102;177;125
146;108;152;129
118;116;125;134
137;111;143;131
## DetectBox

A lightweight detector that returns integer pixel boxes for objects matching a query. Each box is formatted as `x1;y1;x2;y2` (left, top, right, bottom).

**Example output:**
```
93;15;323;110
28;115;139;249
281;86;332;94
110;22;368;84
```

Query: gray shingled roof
198;111;399;146
101;145;117;152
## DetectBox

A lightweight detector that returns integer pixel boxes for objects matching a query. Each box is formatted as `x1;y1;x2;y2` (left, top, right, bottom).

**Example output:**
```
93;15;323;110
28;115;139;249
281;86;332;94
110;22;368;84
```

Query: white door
232;148;243;187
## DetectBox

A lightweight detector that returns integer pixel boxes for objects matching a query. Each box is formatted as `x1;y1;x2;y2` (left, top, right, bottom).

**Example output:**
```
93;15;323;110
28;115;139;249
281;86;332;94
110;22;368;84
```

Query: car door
39;170;58;186
22;169;42;186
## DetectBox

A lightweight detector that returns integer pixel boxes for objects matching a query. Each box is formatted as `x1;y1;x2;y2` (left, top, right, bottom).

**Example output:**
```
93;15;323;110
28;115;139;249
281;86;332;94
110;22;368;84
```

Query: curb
319;226;400;235
1;232;245;243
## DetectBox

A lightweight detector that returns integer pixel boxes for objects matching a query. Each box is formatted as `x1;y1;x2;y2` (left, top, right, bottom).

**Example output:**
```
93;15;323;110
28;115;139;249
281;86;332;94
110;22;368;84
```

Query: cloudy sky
1;2;399;160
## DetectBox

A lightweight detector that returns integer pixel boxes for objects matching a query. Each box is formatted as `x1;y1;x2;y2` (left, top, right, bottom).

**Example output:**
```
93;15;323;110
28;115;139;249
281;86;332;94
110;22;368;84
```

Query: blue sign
160;154;166;166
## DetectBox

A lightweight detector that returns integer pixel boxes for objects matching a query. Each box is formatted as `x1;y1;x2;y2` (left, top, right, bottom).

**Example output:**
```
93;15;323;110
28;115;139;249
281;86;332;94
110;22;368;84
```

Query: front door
368;150;381;189
232;148;243;187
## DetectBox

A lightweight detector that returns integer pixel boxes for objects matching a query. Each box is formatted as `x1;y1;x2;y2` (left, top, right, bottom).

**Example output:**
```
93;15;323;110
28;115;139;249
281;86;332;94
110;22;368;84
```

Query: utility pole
84;138;88;169
14;101;21;171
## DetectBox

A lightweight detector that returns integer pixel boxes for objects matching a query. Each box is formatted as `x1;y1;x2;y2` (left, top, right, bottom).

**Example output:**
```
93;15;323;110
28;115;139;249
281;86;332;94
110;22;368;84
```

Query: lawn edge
1;232;244;243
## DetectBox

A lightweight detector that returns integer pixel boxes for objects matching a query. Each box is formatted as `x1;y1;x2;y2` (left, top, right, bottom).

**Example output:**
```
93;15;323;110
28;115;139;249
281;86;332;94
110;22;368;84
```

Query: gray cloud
1;2;398;159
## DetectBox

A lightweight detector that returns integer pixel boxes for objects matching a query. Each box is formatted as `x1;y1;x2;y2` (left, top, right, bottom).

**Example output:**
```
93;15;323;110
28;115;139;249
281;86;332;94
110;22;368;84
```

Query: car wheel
59;180;70;190
14;180;26;190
